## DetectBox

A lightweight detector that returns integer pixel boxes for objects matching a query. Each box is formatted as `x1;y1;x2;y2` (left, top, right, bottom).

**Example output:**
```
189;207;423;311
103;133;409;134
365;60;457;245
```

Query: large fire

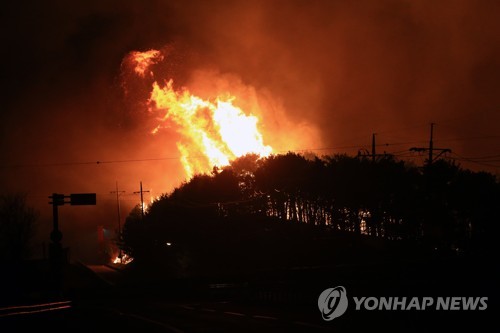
149;81;272;177
129;49;273;178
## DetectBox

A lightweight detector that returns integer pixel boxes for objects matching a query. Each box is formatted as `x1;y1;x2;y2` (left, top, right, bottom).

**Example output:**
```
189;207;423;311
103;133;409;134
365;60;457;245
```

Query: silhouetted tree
121;152;500;274
0;193;38;261
121;205;149;261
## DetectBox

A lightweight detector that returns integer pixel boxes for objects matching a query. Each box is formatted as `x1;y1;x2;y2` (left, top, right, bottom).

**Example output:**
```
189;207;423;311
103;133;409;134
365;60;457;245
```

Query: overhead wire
448;152;500;169
1;132;498;169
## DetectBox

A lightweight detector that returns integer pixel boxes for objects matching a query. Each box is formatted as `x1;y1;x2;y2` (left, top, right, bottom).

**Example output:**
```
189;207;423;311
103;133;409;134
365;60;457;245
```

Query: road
78;264;333;332
1;260;496;332
0;263;331;332
95;299;331;332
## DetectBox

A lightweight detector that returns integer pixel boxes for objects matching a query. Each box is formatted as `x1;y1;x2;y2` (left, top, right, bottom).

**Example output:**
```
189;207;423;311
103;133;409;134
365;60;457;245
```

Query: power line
0;135;496;169
0;157;181;169
449;152;500;169
409;123;451;166
455;154;500;160
433;135;500;143
0;143;429;169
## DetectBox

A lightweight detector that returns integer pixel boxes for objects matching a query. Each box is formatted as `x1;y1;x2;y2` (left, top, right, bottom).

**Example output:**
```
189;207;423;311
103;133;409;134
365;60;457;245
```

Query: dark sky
1;0;499;259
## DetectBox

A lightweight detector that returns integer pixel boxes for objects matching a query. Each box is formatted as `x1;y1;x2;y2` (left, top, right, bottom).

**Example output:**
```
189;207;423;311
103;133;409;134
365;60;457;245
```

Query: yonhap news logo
318;286;488;321
318;286;348;321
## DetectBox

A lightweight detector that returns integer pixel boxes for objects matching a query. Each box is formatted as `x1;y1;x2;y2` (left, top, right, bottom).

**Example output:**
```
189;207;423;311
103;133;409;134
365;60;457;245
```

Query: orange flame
130;50;163;77
112;253;134;265
149;80;272;177
122;49;272;178
123;49;324;178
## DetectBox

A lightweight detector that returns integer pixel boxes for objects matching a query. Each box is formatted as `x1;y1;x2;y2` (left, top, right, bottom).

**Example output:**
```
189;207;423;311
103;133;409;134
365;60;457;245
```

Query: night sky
1;0;499;259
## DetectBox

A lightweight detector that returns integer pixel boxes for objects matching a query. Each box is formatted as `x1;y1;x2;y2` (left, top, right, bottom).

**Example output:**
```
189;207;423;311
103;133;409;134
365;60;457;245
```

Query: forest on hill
122;153;499;278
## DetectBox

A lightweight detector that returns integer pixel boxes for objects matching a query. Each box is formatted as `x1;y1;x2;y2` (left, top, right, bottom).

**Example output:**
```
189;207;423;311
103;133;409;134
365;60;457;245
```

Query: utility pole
110;182;125;235
372;133;376;162
134;181;150;220
110;181;125;260
358;133;391;161
429;123;434;166
410;123;451;166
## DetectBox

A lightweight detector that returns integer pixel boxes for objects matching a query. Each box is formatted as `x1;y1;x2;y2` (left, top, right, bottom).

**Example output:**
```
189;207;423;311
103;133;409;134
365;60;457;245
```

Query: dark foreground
1;255;498;333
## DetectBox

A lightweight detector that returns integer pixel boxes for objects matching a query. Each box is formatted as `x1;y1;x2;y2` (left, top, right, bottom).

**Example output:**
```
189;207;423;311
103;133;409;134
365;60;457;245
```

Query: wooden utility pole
358;133;391;161
372;133;376;162
410;123;451;166
110;181;125;235
429;123;434;166
110;182;125;260
134;181;150;220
